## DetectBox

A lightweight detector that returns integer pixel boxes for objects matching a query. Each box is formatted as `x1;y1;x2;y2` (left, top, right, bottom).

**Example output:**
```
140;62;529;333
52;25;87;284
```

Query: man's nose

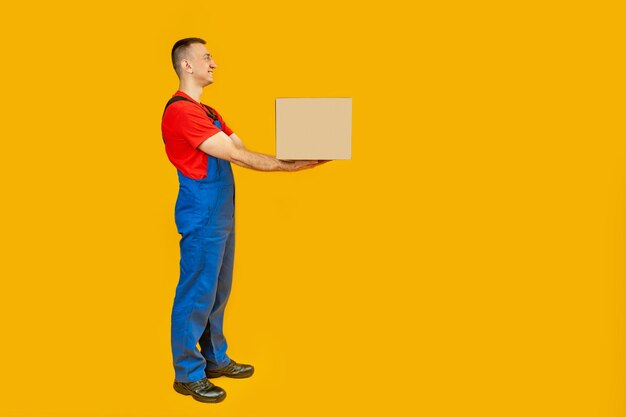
210;60;217;69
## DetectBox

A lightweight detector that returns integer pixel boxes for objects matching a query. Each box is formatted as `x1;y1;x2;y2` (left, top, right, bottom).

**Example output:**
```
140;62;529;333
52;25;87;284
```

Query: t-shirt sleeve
173;104;223;149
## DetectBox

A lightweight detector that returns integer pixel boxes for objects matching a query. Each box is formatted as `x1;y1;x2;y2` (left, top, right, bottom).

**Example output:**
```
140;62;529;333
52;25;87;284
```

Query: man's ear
182;59;193;74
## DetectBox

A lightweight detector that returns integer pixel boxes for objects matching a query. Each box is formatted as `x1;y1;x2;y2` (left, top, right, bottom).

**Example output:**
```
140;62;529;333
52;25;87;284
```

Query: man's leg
199;224;235;371
171;230;228;383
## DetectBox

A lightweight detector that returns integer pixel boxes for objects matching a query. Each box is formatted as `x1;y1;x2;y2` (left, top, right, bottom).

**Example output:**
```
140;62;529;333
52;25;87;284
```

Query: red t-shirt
161;90;234;179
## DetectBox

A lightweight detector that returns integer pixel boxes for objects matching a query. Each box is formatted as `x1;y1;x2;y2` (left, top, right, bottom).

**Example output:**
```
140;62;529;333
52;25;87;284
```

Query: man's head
171;37;217;86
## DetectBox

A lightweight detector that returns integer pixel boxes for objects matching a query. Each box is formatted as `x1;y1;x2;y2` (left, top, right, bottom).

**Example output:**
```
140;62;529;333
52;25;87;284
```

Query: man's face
184;43;217;86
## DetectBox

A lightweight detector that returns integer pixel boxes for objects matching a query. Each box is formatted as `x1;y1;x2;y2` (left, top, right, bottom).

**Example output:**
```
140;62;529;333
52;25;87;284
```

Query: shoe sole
206;368;254;379
173;382;226;403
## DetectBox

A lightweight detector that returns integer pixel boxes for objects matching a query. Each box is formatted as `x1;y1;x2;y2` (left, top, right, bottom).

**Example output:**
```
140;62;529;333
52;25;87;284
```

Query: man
161;37;322;403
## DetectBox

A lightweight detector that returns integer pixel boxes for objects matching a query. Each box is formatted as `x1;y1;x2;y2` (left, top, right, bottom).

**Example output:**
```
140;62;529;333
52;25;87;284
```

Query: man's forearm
197;132;316;171
231;148;288;171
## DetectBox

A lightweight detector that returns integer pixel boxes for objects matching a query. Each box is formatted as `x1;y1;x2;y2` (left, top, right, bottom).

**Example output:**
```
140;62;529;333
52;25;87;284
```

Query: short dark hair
171;37;206;76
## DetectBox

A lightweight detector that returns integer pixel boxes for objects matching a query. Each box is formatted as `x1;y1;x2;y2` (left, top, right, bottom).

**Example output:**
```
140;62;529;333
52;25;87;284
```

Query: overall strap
162;95;218;122
162;95;190;118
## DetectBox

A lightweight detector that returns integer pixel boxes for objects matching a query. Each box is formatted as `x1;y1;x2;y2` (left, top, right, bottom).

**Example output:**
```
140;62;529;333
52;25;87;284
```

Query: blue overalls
170;119;236;383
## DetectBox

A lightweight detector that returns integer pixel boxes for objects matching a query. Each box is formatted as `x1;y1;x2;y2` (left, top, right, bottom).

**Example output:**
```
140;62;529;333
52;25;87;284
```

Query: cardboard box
275;98;352;160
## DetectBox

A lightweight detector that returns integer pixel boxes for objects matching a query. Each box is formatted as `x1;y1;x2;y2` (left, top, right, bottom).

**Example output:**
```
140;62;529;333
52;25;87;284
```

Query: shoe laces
223;360;239;372
188;378;213;390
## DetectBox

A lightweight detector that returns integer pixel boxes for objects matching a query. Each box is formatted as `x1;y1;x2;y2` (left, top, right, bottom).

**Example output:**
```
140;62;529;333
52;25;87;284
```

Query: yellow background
0;0;624;416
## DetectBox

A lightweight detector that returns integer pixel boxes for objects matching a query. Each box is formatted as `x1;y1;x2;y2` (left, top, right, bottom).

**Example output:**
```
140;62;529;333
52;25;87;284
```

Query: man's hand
279;160;329;171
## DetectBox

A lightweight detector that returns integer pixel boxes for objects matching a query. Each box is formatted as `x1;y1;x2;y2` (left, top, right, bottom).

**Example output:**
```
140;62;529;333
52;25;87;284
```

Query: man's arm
229;133;245;150
197;131;320;172
226;133;255;169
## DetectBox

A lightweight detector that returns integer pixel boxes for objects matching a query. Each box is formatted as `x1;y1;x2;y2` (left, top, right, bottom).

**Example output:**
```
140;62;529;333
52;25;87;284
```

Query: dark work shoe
206;359;255;379
173;378;226;403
